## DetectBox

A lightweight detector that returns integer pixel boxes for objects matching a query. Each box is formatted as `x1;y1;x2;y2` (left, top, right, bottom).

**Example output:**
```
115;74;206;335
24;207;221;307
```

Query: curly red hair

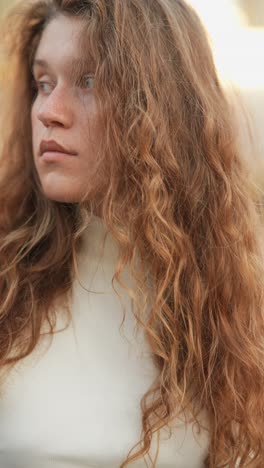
0;1;264;466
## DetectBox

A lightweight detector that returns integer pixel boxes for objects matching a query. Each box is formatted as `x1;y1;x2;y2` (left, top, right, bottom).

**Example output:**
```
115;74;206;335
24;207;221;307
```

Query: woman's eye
81;74;94;89
32;79;52;94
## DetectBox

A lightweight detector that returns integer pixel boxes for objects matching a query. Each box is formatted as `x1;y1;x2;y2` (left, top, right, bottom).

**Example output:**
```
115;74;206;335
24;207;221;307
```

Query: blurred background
0;0;264;187
188;0;264;188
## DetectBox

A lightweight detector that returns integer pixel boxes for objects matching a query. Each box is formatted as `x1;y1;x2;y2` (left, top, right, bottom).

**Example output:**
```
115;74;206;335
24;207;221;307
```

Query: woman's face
31;13;107;205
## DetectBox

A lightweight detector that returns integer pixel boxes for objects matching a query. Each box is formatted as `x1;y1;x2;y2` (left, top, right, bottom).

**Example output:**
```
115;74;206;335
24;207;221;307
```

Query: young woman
0;0;263;467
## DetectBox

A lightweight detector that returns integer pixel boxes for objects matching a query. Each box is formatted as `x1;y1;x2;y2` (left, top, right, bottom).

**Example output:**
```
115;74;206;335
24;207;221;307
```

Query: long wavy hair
0;0;264;466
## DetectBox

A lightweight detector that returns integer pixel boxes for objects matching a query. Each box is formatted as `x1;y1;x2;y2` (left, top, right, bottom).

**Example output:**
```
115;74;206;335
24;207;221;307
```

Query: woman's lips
39;139;77;156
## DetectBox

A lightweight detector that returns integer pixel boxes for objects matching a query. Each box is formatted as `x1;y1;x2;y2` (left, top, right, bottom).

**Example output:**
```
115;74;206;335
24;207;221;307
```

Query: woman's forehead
36;14;85;54
33;14;95;73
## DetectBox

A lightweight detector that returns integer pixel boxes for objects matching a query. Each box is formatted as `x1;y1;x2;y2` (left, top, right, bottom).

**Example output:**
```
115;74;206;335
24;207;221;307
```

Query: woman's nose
36;87;74;128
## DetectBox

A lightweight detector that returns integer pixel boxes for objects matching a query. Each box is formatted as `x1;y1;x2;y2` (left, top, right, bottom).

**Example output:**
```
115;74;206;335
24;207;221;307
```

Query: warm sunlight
188;0;264;185
188;0;264;90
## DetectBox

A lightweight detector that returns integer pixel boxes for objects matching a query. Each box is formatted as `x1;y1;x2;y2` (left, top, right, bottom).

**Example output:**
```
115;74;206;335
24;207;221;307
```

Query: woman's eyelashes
32;79;53;95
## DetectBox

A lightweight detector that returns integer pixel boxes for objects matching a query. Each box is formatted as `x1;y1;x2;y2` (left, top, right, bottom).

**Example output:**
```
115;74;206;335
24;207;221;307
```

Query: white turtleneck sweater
0;215;209;468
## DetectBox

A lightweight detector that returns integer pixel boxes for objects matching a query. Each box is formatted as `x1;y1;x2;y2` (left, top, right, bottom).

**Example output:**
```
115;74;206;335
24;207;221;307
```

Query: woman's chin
41;186;82;204
38;174;105;204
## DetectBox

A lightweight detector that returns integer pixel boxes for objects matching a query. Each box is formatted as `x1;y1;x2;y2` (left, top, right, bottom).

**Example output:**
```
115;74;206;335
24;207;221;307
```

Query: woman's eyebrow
31;57;95;75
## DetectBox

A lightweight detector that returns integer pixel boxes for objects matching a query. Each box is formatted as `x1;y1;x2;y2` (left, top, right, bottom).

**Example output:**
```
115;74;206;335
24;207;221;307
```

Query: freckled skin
31;14;107;210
